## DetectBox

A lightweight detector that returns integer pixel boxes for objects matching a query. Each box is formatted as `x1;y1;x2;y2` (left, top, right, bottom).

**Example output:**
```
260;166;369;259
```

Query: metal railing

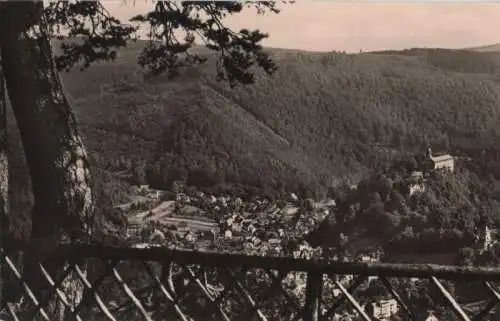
2;240;500;321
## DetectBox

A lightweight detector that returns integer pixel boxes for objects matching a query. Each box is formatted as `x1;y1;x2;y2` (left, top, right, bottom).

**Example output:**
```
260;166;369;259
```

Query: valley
7;42;500;262
3;3;500;320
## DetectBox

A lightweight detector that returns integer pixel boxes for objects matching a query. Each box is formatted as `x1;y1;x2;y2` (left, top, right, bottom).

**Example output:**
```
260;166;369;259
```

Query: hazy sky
104;1;500;52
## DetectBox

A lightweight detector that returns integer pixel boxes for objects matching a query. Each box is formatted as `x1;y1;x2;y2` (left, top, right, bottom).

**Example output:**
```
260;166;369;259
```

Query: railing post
304;271;323;321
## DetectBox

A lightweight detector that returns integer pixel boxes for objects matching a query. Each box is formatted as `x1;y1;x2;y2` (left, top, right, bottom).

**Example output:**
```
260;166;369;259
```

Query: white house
409;183;426;196
408;171;426;196
427;148;454;172
366;299;399;320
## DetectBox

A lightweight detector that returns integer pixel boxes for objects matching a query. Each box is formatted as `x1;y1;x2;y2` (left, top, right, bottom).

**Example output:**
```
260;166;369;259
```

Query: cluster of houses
125;148;498;321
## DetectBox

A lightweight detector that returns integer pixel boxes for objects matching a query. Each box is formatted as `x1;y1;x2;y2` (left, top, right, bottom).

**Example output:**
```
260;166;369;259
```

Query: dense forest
7;44;500;231
307;154;500;260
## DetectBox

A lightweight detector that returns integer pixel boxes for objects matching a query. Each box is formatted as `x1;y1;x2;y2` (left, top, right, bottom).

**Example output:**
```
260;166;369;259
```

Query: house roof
411;171;423;177
430;154;453;163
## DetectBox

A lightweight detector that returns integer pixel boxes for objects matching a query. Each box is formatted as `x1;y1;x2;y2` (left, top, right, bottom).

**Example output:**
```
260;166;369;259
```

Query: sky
103;1;500;53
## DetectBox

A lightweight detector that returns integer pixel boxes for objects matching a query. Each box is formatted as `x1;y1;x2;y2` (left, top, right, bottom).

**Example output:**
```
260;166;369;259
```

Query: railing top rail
3;239;500;281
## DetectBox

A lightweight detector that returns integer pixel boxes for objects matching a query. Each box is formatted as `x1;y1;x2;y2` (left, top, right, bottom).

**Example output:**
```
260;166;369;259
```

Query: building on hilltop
426;147;454;172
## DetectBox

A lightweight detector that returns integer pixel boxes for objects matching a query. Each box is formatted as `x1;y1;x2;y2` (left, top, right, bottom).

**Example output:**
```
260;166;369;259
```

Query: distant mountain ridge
465;43;500;52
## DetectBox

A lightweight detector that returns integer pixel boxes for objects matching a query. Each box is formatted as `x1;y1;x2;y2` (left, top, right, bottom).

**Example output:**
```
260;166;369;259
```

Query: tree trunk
0;3;95;319
0;44;10;305
0;60;6;227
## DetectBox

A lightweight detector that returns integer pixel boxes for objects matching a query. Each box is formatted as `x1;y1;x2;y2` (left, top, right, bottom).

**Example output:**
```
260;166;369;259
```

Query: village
105;147;500;321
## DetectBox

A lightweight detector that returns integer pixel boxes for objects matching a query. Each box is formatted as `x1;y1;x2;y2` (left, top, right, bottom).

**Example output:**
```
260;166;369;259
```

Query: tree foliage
33;45;500;206
308;154;500;258
44;1;280;85
2;0;287;244
0;2;282;318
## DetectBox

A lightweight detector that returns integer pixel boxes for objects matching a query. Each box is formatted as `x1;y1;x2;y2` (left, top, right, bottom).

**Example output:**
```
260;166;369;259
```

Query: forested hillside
8;43;500;229
307;157;500;261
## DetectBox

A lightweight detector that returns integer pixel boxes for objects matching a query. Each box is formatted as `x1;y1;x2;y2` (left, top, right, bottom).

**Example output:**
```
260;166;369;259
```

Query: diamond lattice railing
2;241;500;321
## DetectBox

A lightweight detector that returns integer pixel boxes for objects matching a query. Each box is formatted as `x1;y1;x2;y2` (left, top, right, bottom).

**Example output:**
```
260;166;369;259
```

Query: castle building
426;147;454;172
